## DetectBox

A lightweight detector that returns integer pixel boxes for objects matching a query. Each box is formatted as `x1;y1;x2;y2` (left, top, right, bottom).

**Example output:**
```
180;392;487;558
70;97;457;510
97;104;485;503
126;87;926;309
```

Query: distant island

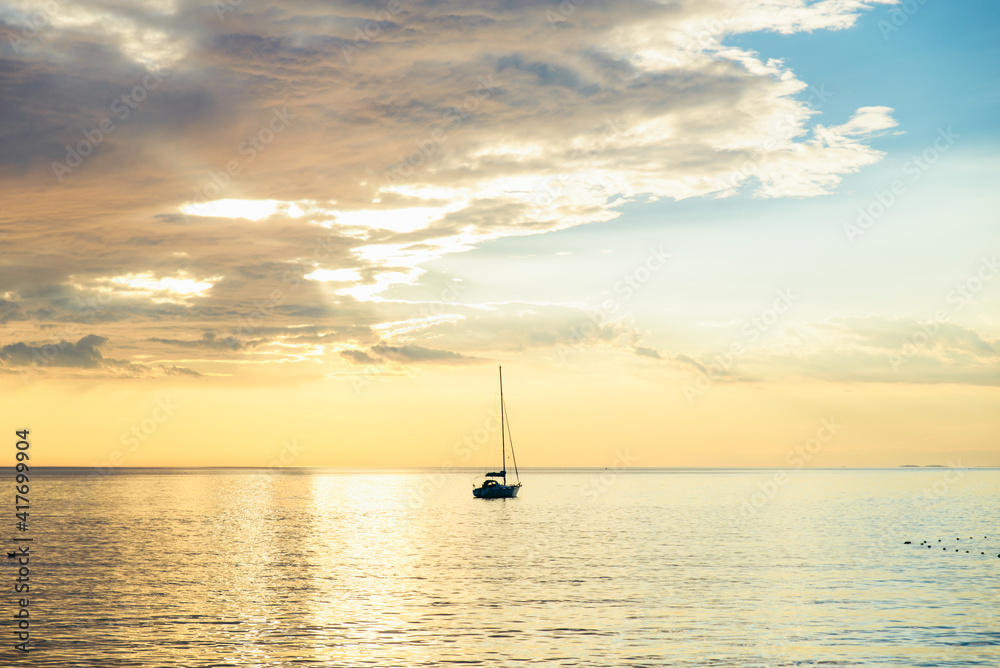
900;464;946;467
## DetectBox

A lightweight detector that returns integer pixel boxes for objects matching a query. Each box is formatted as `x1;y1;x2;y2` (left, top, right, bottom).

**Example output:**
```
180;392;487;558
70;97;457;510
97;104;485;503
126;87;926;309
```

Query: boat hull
472;484;520;499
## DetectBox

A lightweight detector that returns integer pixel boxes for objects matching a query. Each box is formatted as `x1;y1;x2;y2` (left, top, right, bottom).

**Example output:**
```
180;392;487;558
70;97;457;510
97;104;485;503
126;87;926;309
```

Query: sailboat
472;365;522;499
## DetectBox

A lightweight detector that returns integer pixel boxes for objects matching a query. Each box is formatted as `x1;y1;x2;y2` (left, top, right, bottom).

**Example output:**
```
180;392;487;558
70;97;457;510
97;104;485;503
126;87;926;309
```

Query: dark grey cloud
669;352;750;382
0;298;25;324
0;333;201;377
160;364;203;377
147;331;256;351
0;333;108;368
634;345;661;360
340;348;381;364
371;343;476;364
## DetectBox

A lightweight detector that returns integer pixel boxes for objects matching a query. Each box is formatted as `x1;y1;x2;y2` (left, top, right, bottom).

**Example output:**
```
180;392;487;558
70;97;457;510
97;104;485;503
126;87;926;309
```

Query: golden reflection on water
15;469;1000;666
305;475;433;666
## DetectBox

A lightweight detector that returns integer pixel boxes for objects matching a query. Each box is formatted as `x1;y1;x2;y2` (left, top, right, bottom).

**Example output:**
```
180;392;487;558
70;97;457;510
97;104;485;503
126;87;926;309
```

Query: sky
1;0;998;468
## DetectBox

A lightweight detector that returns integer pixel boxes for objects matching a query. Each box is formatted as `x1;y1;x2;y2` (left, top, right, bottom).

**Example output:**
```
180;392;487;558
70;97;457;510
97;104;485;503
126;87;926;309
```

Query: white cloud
305;269;362;283
77;271;220;305
143;1;903;303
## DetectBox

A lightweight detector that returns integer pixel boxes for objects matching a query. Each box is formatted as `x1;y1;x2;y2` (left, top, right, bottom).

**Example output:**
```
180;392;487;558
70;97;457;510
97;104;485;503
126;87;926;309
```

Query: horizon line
12;465;994;472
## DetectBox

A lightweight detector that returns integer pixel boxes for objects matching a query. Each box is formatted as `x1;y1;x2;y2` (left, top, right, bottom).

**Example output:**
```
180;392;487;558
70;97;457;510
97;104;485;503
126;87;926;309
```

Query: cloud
0;333;201;378
673;316;1000;387
634;345;662;360
817;316;1000;385
160;364;203;377
0;334;108;368
147;331;257;351
666;351;757;383
374;300;658;356
0;0;903;376
0;298;26;324
340;348;381;365
370;343;476;364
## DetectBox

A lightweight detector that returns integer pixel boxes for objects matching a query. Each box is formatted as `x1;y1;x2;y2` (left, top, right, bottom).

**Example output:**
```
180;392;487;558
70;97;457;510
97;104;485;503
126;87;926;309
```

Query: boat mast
500;365;520;485
499;365;505;483
509;416;520;484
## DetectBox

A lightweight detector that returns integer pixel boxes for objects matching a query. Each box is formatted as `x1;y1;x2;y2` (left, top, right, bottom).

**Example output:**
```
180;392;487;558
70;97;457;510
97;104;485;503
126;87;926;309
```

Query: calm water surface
4;468;998;666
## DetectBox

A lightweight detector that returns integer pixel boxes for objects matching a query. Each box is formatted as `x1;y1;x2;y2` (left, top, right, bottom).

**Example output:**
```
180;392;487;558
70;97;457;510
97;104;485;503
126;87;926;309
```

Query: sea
3;468;998;667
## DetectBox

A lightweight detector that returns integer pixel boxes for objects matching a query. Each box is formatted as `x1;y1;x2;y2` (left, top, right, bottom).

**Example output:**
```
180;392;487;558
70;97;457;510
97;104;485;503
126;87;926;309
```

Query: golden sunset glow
1;0;997;469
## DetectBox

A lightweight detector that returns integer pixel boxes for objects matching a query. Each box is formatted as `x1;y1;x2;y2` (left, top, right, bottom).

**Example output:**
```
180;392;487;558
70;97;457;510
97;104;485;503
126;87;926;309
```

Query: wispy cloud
673;316;1000;387
371;343;476;364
